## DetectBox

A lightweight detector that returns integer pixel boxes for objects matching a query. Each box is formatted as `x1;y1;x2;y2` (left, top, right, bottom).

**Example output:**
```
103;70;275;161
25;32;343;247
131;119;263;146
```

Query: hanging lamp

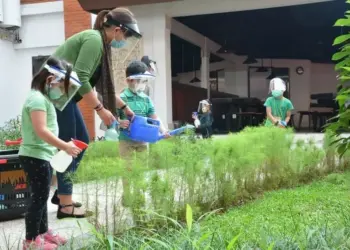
217;40;232;54
243;55;258;64
190;56;201;83
256;59;268;72
266;59;276;79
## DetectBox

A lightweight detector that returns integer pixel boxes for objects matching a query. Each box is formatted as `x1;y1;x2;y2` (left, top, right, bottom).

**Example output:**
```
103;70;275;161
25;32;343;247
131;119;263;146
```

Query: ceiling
171;0;346;76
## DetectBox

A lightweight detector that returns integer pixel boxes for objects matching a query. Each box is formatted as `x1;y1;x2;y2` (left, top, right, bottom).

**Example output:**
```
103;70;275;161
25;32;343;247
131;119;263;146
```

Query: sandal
51;190;82;208
57;204;91;219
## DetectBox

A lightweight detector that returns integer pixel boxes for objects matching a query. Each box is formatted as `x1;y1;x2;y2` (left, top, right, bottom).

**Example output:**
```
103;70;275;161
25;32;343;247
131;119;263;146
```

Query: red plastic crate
0;149;31;221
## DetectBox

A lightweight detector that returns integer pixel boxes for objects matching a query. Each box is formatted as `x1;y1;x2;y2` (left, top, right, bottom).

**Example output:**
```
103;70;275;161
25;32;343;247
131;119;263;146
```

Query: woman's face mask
110;29;126;49
272;90;283;98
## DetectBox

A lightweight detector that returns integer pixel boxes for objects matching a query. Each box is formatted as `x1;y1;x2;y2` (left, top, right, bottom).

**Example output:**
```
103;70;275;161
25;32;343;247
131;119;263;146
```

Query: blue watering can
123;115;194;143
105;121;120;141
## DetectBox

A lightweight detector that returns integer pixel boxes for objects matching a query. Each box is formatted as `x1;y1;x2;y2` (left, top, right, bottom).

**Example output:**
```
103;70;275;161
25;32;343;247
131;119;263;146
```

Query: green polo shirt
53;29;103;96
264;97;294;126
118;88;155;141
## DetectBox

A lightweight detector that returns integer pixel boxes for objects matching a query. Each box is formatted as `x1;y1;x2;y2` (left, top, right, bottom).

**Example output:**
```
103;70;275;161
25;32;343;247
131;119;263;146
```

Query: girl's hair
31;56;72;95
93;7;136;31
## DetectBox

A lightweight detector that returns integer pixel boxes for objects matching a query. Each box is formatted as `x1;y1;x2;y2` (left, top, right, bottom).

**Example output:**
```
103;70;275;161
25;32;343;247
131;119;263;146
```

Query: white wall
0;1;64;125
310;63;337;94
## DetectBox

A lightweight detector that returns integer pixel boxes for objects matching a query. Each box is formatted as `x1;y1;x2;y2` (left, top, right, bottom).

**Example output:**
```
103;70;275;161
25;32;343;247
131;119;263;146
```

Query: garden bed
73;127;349;235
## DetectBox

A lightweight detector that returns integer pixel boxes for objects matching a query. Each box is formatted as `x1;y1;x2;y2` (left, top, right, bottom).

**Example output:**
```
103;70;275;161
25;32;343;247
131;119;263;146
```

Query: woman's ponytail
93;10;109;30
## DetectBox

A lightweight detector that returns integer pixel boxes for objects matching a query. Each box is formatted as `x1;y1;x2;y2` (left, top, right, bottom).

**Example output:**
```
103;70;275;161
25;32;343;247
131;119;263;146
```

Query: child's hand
162;131;171;139
64;141;82;158
279;121;287;127
119;120;130;129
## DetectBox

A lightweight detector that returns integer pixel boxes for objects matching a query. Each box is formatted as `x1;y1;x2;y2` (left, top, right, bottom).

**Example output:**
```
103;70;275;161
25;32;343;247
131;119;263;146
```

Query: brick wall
21;0;55;4
63;0;95;140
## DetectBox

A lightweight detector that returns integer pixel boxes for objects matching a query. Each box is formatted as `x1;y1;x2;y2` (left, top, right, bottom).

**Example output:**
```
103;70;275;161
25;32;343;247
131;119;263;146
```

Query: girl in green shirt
20;57;82;250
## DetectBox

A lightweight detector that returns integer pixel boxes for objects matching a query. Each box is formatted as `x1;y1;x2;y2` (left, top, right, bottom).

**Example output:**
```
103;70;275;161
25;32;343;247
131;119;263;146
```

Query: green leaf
332;51;349;61
226;234;241;250
186;204;193;233
337;142;347;157
334;18;350;27
333;34;350;45
268;242;275;250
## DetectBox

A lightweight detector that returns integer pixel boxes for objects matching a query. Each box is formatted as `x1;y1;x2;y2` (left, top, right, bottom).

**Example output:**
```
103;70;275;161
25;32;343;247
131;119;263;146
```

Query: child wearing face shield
19;57;83;250
264;78;294;127
117;60;170;206
192;100;214;139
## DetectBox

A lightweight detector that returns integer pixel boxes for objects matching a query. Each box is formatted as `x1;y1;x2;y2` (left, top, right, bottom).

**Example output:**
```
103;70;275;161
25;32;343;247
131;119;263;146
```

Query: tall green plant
328;0;350;155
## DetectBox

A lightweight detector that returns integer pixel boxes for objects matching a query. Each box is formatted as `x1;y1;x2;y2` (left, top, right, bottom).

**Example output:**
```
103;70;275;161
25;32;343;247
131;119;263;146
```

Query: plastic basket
0;140;30;221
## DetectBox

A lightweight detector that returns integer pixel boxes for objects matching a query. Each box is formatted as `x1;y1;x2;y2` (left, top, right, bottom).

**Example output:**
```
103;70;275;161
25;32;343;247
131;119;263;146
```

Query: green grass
85;172;350;249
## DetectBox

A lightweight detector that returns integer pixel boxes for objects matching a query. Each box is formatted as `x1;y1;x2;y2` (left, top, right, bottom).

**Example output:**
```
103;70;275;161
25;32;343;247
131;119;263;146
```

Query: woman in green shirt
51;7;141;218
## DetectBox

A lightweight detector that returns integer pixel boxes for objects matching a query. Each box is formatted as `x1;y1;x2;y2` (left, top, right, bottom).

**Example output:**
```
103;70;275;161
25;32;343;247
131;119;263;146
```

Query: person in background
192;100;214;139
19;57;82;250
117;60;170;206
50;7;142;218
264;77;294;127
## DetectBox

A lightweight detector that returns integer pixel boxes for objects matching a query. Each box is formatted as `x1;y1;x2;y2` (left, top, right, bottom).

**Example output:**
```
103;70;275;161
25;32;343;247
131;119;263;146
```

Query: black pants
19;156;52;240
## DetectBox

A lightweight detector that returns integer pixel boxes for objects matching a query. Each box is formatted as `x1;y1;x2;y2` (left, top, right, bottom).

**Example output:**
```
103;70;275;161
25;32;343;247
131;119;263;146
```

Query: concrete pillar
138;14;173;128
201;48;210;97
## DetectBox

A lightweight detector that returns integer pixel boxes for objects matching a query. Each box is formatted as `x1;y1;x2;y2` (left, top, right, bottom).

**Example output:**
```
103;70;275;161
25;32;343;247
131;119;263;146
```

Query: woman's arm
30;111;70;151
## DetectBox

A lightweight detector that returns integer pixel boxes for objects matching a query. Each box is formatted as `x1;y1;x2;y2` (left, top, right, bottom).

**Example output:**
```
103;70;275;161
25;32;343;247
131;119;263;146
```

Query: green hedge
74;127;349;233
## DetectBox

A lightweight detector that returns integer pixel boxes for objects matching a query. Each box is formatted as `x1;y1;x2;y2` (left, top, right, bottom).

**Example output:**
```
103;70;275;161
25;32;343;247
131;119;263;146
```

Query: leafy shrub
0;116;21;150
74;127;344;234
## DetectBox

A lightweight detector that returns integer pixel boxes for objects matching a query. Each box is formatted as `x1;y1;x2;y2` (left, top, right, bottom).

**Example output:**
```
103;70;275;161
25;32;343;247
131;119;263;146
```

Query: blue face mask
272;90;283;98
111;39;126;49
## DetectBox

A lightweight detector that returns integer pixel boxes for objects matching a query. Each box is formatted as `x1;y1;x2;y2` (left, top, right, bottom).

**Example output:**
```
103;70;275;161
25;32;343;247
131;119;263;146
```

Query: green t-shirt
53;29;103;96
19;90;59;161
264;97;294;126
117;88;155;141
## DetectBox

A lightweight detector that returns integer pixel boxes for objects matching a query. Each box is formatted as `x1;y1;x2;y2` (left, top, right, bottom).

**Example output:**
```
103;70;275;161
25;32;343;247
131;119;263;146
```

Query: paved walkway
0;133;339;249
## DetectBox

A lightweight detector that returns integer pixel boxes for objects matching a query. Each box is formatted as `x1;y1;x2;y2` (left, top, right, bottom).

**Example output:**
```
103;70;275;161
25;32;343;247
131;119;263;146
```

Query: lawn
92;172;350;250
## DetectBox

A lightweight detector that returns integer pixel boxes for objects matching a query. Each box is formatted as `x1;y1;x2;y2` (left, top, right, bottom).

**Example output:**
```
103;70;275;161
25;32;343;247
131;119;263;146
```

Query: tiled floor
0;133;340;249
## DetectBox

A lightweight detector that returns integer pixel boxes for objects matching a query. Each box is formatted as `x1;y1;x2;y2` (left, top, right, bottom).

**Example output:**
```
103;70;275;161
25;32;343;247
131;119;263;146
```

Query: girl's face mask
46;77;64;100
272;90;283;98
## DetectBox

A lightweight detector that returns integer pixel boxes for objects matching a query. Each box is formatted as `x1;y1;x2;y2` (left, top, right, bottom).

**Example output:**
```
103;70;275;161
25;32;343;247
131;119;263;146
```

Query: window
32;56;50;76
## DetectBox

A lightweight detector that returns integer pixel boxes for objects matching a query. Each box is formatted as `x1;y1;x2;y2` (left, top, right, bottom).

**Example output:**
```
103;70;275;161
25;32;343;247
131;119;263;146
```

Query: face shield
106;17;142;40
141;56;158;75
198;100;211;114
127;71;156;94
44;65;82;111
269;78;286;98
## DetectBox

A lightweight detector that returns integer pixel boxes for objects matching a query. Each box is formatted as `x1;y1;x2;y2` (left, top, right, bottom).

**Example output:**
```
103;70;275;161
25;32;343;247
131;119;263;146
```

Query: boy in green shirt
264;78;294;127
117;60;169;206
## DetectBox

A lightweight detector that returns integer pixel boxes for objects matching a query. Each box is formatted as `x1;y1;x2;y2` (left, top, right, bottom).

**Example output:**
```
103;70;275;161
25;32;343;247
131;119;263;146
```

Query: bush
74;127;346;234
0;116;21;150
